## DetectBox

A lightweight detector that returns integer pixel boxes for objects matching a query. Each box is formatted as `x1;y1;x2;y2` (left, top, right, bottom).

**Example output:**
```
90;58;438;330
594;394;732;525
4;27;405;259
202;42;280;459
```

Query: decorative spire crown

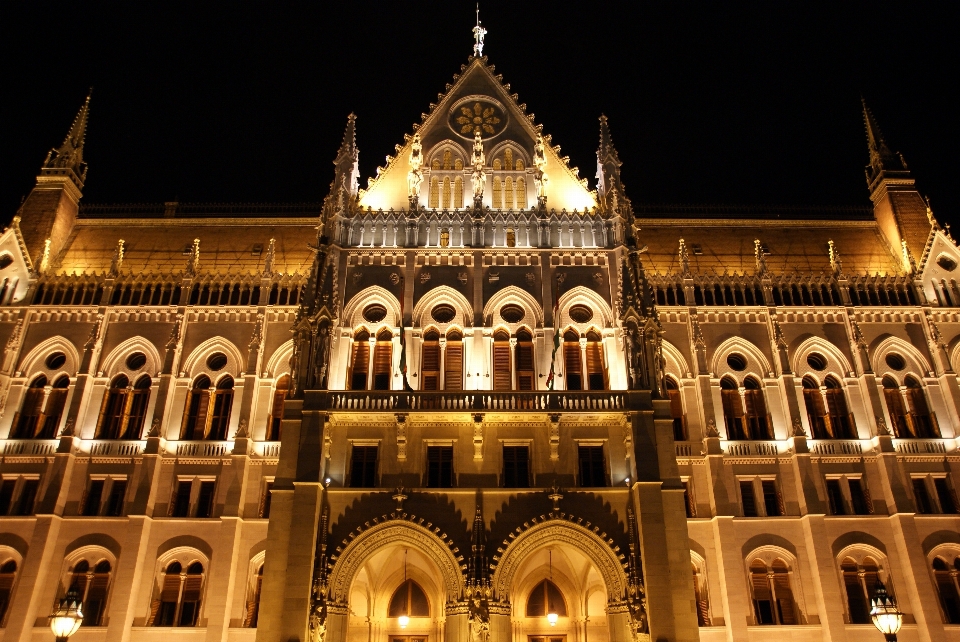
43;89;91;187
472;5;487;57
862;97;907;187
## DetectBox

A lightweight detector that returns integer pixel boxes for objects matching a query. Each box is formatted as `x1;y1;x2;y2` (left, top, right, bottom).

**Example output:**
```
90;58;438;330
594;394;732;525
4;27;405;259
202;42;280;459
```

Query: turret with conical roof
17;92;91;271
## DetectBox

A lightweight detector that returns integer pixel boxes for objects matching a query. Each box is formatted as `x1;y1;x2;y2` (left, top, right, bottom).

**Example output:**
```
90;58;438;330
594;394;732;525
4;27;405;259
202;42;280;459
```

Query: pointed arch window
516;177;527;209
389;578;430;619
152;561;204;627
585;330;606;390
743;377;772;439
267;375;290;441
750;558;797;625
67;559;112;626
421;330;441;391
933;556;960;623
504;177;514;210
563;330;582;390
208;377;234;440
454;158;463;171
96;375;131;440
442;150;451;170
373;329;393;390
444;330;463;391
882;377;908;437
802;376;827;438
516;159;524;171
182;376;211;440
840;557;879;624
493;158;502;171
0;559;18;626
720;377;745;440
12;375;47;439
492;330;512;391
823;376;854;438
428;177;439;208
348;330;371;391
492;178;502;209
504;148;513;169
442;177;451;209
243;563;264;628
526;579;567;617
454;176;464;209
665;378;686;440
431;159;440;170
516;328;535;391
906;376;940;438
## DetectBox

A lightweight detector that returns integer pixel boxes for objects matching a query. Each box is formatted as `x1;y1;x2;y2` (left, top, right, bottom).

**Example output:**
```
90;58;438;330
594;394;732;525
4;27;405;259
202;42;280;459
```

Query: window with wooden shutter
761;480;783;516
153;564;182;626
666;378;686;440
502;445;529;488
426;446;454;488
96;376;130;440
12;375;46;438
906;377;939;438
934;557;960;624
0;560;17;626
585;335;606;390
802;377;827;439
750;561;774;624
105;479;127;517
824;377;854;438
373;335;392;390
124;376;151;439
182;376;211;440
444;333;463;391
516;331;534;391
243;565;263;627
349;334;370;390
83;561;111;626
720;378;744;439
350;446;378;488
171;480;192;517
772;561;796;625
81;479;105;516
577;445;606;487
841;559;869;623
913;477;933;513
267;375;290;441
208;377;234;440
848;478;872;515
740;480;758;517
743;378;771;439
421;333;440;391
195;480;216;518
882;378;908;437
38;377;70;439
564;332;582;390
693;563;710;626
826;479;846;515
179;564;204;626
492;333;511;391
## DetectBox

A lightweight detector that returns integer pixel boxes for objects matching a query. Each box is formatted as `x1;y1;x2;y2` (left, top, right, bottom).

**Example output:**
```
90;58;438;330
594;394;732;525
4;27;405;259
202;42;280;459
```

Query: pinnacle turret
43;90;91;188
596;114;624;210
332;113;360;200
862;97;907;188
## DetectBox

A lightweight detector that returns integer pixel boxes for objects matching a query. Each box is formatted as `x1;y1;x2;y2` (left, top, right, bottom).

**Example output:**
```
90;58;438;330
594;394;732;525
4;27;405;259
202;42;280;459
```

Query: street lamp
870;580;903;642
49;587;83;642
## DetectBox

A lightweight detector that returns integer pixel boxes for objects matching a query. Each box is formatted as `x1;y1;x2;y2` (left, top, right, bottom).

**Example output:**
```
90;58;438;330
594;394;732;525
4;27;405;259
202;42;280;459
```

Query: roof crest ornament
472;5;487;57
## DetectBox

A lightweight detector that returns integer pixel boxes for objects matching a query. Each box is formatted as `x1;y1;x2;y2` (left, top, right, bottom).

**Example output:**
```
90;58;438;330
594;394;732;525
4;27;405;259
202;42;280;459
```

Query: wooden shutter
15;388;45;438
444;342;463;391
208;390;232;440
751;570;771;601
243;573;262;627
721;390;744;438
421;342;440;391
585;341;606;390
564;343;582;390
773;572;797;624
883;389;908;437
373;341;392;390
516;342;534;391
125;389;150;439
84;572;110;625
159;574;181;603
744;389;770;439
38;388;69;438
350;341;369;390
493;342;512;390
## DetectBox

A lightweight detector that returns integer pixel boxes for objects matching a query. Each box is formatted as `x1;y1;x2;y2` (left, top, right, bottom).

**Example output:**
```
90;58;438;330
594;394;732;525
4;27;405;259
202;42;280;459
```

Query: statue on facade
471;130;486;206
407;133;423;208
533;134;549;207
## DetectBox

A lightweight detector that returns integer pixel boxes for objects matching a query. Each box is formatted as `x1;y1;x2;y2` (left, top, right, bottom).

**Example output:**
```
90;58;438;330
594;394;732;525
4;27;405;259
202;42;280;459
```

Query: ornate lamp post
49;587;83;642
870;580;903;641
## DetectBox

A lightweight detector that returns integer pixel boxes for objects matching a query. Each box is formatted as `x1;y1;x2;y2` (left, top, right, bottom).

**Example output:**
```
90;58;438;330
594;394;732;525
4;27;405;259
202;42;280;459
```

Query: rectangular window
934;478;958;514
426;446;454;488
259;481;274;518
15;479;39;515
444;342;463;391
372;341;392;390
683;481;696;518
502;445;530;488
350;446;379;488
912;477;932;514
848;478;872;515
826;478;846;515
104;479;127;517
0;479;16;515
195;480;216;518
762;480;783;516
82;479;106;516
577;445;607;487
172;480;192;517
740;480;758;517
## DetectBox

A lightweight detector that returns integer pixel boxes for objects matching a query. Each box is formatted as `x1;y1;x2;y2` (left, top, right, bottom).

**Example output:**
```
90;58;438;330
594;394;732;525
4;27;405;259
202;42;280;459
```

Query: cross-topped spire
472;5;487;57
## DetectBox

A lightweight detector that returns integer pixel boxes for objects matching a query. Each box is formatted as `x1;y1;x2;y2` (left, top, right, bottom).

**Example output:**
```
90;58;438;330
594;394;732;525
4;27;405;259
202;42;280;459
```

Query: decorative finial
754;239;767;277
38;239;52;274
828;239;844;278
392;486;408;511
472;5;487;57
901;239;917;275
548;484;563;511
678;238;691;277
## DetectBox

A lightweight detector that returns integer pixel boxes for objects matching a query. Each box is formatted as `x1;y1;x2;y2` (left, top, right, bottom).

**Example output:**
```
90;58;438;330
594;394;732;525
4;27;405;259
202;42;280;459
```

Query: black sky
1;2;956;226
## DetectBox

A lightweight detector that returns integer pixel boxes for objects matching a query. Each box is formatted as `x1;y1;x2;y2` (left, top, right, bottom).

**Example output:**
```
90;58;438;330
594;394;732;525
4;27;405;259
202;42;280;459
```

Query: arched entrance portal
324;518;465;642
492;517;635;641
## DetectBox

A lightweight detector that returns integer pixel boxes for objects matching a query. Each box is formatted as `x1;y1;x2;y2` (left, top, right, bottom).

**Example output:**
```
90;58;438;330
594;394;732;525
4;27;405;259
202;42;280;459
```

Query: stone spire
596;114;623;211
334;113;360;199
43;90;91;188
468;504;486;584
862;97;907;188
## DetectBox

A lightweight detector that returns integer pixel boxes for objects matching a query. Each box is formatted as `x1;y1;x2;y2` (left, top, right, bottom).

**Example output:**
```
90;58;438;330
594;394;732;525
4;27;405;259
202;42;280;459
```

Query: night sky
1;2;956;226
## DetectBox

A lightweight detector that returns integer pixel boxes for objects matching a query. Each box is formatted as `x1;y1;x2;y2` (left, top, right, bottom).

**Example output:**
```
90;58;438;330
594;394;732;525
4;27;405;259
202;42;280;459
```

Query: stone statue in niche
407;134;423;206
471;130;486;203
533;134;549;206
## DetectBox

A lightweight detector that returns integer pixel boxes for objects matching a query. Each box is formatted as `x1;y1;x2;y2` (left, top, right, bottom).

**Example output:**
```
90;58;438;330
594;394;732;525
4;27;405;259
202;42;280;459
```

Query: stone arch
326;516;465;605
742;544;809;622
661;340;690;380
427;139;467;168
17;335;80;379
490;515;627;603
63;533;122;560
265;339;294;378
557;286;614;330
487;140;531;167
412;285;473;330
99;336;163;380
484;285;544;328
181;337;244;380
711;336;772;383
791;336;853;382
342;286;402;332
870;335;930;384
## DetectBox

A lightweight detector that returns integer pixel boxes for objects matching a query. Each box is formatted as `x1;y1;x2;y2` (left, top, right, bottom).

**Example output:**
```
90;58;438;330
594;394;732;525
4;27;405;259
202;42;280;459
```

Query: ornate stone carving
407;133;423;208
876;415;891;436
471;130;486;206
185;238;200;276
705;418;720;438
791;417;807;437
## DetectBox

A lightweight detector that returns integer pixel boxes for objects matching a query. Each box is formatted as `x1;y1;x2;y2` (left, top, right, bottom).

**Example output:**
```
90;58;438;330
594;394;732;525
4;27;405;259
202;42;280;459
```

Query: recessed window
431;304;456;324
45;352;67;370
362;304;387;323
206;352;228;371
885;353;906;371
806;353;827;371
726;353;747;371
500;304;525;323
0;254;13;270
126;352;147;370
251;244;263;257
937;254;957;271
569;304;593;323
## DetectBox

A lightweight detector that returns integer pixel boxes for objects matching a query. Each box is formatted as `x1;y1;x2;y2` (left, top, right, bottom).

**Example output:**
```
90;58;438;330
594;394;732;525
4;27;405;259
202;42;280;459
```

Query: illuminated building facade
1;45;959;642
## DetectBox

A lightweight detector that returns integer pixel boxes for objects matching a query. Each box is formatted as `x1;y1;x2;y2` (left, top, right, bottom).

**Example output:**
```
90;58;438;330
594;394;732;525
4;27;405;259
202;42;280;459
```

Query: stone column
203;516;245;642
104;516;153;642
710;516;750;641
4;515;63;642
889;514;947;642
799;515;848;641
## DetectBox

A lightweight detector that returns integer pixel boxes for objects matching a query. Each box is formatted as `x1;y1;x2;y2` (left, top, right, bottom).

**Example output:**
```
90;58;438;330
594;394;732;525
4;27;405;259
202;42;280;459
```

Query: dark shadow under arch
156;535;213;561
831;531;889;558
922;530;960;555
741;534;799;560
63;533;122;559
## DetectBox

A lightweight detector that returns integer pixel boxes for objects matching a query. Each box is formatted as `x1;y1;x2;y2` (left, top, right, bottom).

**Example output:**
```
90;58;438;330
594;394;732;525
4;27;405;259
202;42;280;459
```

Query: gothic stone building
0;52;959;642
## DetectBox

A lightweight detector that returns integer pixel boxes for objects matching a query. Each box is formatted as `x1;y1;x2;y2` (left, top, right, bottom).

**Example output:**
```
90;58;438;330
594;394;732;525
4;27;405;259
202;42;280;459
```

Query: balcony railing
1;439;57;456
809;439;866;456
893;438;951;454
324;390;633;412
174;441;230;457
86;440;146;457
723;440;780;457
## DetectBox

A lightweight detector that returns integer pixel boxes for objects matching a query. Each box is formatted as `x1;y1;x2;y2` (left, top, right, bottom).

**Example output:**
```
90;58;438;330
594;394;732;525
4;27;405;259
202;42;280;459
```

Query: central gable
358;57;596;213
